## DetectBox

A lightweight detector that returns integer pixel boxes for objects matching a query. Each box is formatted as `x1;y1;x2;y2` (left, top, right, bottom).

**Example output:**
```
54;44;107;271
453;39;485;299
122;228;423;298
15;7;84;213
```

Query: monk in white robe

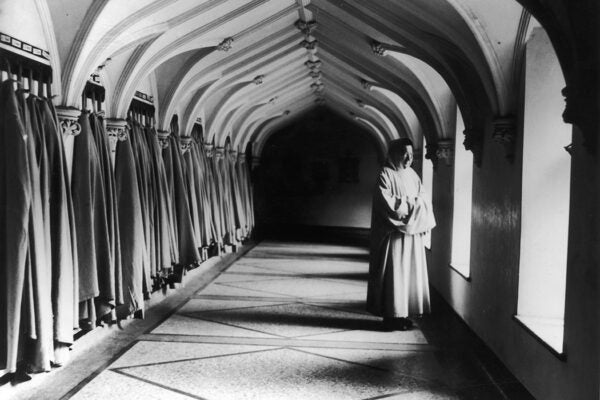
367;138;436;330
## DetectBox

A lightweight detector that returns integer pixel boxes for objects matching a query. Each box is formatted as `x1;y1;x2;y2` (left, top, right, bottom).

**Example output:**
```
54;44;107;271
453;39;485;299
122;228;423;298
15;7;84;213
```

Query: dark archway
255;108;381;242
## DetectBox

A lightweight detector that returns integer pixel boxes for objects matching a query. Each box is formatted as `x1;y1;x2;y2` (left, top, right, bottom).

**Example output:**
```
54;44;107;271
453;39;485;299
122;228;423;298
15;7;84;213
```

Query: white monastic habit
367;159;436;319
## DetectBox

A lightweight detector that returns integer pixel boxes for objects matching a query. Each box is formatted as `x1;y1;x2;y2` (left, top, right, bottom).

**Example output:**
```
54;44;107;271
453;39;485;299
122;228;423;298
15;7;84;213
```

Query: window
515;27;570;355
450;108;473;278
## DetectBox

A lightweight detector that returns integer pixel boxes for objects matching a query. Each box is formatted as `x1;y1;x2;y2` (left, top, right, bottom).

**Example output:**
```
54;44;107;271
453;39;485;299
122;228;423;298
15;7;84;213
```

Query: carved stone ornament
216;37;234;52
251;156;261;169
205;143;215;158
238;152;246;162
305;60;322;70
361;79;374;91
300;39;318;50
179;137;193;154
562;85;597;153
436;139;454;166
309;70;322;79
283;110;291;116
425;142;439;168
157;130;171;149
356;99;365;108
463;128;483;167
106;119;129;143
253;75;264;85
492;116;516;161
371;40;389;57
294;19;317;36
56;107;82;137
215;147;225;160
310;82;324;92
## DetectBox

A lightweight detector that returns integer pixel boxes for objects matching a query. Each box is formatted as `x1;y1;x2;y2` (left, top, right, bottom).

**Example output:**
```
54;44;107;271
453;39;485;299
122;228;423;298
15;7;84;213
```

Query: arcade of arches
0;0;598;399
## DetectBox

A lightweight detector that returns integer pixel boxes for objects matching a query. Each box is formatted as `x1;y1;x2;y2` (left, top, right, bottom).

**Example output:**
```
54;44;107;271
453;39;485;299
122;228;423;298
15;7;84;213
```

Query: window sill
449;263;471;281
514;315;566;361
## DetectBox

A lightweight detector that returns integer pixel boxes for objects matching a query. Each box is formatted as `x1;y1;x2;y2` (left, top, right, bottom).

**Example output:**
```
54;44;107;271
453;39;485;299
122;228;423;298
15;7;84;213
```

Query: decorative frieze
492;116;516;161
0;32;50;61
157;130;171;149
56;107;82;137
216;37;234;52
371;40;389;57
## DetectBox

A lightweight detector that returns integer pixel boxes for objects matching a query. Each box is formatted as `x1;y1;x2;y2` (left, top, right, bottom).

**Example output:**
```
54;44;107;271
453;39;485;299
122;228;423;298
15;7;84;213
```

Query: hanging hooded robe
71;111;113;328
40;98;76;362
0;80;32;372
366;163;436;318
114;129;145;315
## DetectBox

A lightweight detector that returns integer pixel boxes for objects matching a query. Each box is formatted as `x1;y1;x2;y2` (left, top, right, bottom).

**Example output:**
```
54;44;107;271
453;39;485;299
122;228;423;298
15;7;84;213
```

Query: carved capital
371;40;389;56
294;19;317;36
492;116;517;161
216;37;234;52
463;128;483;166
251;156;261;169
56;107;82;137
179;137;193;154
106;118;129;143
305;60;322;70
238;152;246;163
300;39;318;50
157;129;171;149
215;147;225;160
436;139;454;166
253;75;264;85
205;143;214;158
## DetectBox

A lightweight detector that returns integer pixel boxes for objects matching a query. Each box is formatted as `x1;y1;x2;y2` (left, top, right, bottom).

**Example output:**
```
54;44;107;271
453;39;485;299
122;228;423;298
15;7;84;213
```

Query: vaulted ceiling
36;0;538;156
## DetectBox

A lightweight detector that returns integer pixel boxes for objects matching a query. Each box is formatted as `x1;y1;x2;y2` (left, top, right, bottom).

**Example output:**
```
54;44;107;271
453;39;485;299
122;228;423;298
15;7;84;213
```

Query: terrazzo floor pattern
68;241;533;400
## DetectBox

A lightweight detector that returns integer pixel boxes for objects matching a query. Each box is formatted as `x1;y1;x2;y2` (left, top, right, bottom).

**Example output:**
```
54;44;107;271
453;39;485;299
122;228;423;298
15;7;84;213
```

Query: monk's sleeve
374;171;409;228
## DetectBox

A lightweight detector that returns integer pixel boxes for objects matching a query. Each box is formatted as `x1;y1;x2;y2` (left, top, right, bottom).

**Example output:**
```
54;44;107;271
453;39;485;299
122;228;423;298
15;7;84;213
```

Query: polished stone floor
19;241;535;399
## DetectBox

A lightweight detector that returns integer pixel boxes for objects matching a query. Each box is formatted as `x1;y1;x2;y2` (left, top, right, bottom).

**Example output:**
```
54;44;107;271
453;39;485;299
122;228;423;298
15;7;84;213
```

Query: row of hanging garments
0;62;255;380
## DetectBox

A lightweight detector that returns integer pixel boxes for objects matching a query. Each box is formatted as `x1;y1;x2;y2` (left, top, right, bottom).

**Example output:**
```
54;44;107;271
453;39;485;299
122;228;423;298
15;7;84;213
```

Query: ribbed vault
45;0;541;159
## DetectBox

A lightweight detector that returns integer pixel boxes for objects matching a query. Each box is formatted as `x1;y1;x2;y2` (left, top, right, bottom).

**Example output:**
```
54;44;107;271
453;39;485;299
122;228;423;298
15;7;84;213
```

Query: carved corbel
371;40;389;56
215;147;225;160
436;139;454;166
562;85;597;153
56;107;82;137
425;142;440;168
492;116;517;161
463;128;483;167
216;37;234;52
157;130;171;149
361;79;374;91
179;137;193;154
